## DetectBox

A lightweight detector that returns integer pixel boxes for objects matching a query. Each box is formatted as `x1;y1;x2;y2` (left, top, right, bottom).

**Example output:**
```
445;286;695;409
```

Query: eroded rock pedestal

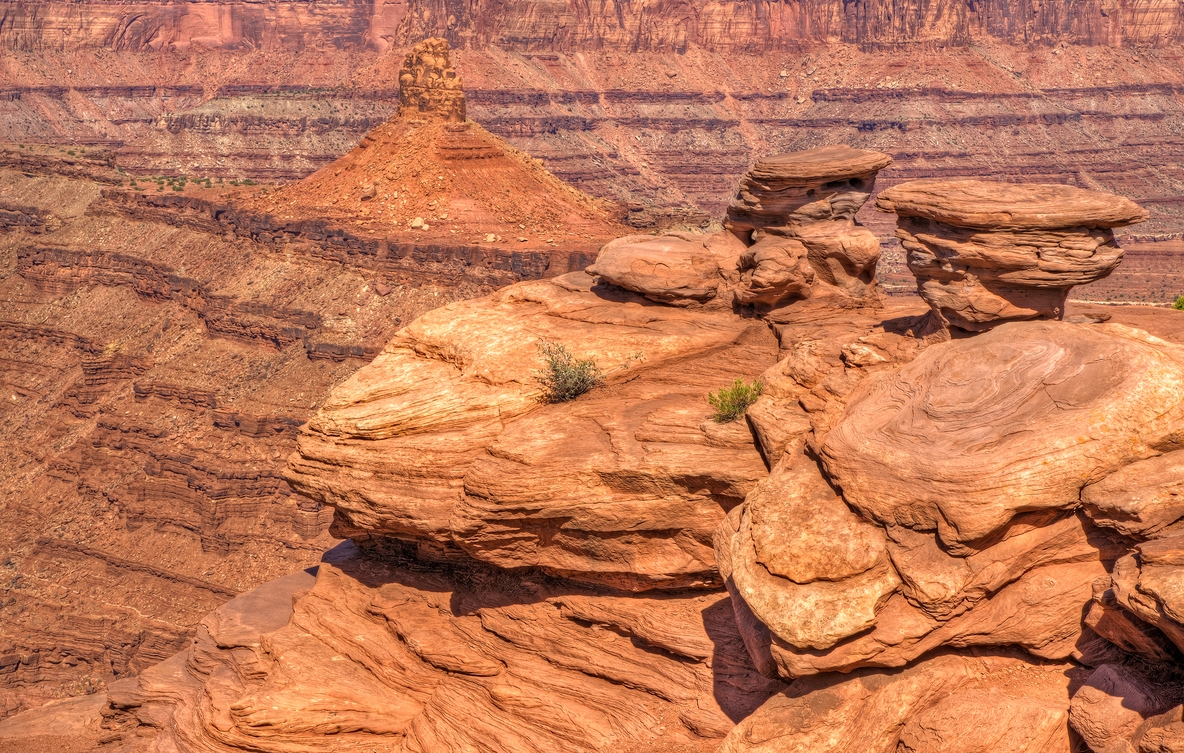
396;38;466;123
876;179;1148;332
586;145;892;310
726;145;891;304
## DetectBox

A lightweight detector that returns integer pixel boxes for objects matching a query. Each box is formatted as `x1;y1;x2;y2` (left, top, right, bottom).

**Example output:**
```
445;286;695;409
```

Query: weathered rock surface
726;145;891;303
396;38;466;123
1069;663;1184;753
721;316;1184;688
822;321;1184;546
588;146;893;311
1112;533;1184;654
95;541;783;752
1084;451;1184;539
721;652;1080;753
877;180;1149;331
584;231;745;305
287;270;780;590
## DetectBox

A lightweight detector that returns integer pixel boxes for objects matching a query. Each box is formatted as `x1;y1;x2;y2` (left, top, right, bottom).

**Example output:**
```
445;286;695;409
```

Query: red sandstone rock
287;270;780;590
1112;532;1184;654
721;652;1079;753
1084;450;1184;539
725;145;891;305
396;38;466;123
876;180;1149;331
1069;664;1184;753
94;542;782;751
821;321;1184;547
584;231;746;305
234;42;623;259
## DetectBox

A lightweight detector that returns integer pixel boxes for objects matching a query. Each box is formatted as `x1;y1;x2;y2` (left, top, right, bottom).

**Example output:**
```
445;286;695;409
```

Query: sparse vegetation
533;340;643;403
534;339;605;403
708;379;763;423
1174;295;1184;311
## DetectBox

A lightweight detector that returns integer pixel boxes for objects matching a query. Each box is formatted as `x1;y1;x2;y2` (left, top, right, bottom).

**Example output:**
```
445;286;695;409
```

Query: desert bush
1174;295;1184;311
708;378;763;423
534;339;605;403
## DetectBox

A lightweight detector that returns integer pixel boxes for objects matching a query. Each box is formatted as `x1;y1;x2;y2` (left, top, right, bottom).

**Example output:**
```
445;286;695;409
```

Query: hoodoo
585;145;893;309
876;179;1150;333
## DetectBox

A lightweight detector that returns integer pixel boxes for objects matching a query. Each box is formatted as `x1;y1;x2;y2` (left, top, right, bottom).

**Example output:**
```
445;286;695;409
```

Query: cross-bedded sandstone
877;179;1149;332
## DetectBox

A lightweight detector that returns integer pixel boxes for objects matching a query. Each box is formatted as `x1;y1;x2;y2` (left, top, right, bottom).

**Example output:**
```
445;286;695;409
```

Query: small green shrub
534;339;604;403
708;379;763;423
1173;295;1184;311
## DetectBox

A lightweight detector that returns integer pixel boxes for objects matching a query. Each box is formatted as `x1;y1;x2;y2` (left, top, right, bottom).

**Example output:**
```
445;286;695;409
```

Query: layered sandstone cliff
2;0;1182;52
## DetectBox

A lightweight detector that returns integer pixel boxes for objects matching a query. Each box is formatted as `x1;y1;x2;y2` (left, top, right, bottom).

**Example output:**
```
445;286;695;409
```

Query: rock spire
397;37;466;123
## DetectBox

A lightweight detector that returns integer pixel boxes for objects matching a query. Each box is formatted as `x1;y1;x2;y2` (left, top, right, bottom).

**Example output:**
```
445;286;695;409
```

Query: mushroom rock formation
725;145;893;302
585;146;893;311
876;179;1149;333
396;37;466;123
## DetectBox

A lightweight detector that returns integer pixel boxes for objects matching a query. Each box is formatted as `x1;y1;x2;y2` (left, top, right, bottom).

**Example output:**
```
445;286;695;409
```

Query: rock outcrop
396;38;466;123
5;145;1184;753
876;179;1149;332
0;94;622;716
726;145;891;303
234;39;623;255
585;146;891;309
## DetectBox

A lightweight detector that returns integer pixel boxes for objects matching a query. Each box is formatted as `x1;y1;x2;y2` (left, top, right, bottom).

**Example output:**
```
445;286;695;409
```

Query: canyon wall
5;42;1184;300
0;145;599;716
3;0;1184;52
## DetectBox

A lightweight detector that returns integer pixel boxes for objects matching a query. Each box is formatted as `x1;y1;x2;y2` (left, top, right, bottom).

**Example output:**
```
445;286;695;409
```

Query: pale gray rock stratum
4;154;1182;753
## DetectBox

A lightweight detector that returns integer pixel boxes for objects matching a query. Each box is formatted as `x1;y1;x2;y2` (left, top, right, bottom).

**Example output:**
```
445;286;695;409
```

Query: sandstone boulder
876;179;1148;331
287;271;780;589
583;230;745;304
821;321;1184;547
720;653;1078;753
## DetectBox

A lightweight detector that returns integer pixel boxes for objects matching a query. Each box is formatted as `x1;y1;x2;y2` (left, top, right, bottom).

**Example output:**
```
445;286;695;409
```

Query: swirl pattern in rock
821;320;1184;546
